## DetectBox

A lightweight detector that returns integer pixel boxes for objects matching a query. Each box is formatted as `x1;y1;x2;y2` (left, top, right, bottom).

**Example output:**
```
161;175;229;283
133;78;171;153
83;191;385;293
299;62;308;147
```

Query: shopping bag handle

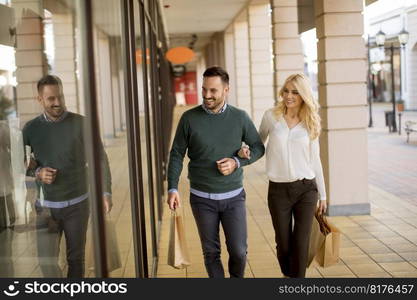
171;209;180;217
315;210;331;235
105;211;113;220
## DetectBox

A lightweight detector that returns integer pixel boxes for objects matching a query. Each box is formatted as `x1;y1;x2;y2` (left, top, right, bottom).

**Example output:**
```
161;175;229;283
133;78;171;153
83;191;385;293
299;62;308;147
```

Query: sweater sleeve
81;116;112;195
310;137;326;200
100;142;112;195
236;111;265;167
167;114;189;191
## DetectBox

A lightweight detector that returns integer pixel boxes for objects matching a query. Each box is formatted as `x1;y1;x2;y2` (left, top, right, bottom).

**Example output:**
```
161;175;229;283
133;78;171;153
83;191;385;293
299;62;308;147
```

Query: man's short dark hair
37;75;63;93
203;66;229;85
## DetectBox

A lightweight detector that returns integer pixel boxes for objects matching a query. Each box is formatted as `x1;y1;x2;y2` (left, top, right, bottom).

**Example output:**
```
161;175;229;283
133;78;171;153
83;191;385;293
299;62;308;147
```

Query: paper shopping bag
85;217;122;274
314;213;341;267
307;212;326;267
105;217;122;272
167;211;191;269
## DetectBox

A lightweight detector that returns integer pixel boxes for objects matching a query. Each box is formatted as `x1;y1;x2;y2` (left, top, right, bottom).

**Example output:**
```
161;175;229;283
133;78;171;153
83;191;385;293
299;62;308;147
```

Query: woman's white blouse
259;109;327;200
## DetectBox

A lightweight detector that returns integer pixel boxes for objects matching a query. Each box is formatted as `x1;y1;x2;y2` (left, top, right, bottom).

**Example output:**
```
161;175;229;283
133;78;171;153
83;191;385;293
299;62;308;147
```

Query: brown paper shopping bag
167;211;191;269
314;213;341;267
85;216;122;274
307;212;326;267
105;217;122;272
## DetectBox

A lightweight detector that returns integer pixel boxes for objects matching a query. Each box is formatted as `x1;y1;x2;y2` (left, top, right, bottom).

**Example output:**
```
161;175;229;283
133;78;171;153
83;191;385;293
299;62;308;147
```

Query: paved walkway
368;103;417;206
156;104;417;278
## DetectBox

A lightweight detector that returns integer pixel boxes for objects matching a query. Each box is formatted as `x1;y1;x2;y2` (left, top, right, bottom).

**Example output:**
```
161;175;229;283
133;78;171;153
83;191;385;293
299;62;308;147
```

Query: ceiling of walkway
49;0;379;52
162;0;250;51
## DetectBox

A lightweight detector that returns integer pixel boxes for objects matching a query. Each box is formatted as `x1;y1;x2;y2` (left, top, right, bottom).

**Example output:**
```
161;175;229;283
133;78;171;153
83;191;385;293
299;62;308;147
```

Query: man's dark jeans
0;194;15;277
190;189;247;278
36;199;89;278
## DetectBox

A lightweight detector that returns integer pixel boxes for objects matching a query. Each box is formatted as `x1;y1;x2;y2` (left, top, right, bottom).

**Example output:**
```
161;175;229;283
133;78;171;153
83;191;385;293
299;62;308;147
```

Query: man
0;121;15;277
167;66;265;278
23;75;112;278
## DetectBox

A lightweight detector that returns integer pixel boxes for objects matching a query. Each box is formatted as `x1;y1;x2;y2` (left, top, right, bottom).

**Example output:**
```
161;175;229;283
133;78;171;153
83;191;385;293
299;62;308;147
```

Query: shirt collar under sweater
201;103;227;114
43;110;69;123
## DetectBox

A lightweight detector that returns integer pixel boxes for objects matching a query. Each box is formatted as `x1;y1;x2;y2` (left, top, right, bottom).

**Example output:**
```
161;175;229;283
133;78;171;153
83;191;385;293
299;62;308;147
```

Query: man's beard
48;106;65;117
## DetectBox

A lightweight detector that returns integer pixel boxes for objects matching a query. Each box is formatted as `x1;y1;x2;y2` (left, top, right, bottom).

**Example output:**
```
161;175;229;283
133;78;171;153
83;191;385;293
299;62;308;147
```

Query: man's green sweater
168;105;265;193
23;112;112;202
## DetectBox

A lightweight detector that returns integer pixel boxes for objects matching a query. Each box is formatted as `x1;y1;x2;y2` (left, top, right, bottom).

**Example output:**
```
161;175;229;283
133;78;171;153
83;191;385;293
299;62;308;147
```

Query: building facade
0;0;373;278
367;2;417;110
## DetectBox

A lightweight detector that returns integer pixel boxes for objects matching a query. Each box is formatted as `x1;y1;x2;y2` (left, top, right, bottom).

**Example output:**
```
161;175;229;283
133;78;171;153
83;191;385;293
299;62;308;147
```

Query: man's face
202;76;229;112
38;84;66;120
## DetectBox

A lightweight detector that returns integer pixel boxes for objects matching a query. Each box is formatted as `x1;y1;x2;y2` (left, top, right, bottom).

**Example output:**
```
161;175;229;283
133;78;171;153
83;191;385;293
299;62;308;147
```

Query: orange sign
135;48;150;64
165;47;195;64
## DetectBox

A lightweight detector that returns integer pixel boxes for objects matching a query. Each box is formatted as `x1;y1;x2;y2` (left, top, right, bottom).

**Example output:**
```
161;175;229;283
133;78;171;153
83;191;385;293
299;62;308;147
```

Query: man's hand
103;194;113;213
317;200;327;215
167;191;180;210
37;167;57;184
216;158;237;176
238;145;251;159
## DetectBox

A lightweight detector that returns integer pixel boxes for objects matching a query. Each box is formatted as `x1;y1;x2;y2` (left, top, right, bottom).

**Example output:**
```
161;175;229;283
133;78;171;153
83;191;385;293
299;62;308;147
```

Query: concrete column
315;0;370;215
12;0;46;127
248;0;274;127
204;47;213;69
118;68;126;130
92;28;104;136
224;25;237;106
204;32;225;68
407;9;417;110
50;13;79;114
110;38;123;135
195;54;206;105
271;0;304;97
233;9;252;116
96;31;116;140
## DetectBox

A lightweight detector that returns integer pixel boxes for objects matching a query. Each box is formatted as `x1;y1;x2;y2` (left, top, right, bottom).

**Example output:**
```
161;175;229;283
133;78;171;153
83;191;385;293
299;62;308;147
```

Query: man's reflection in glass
0;120;15;277
23;75;112;278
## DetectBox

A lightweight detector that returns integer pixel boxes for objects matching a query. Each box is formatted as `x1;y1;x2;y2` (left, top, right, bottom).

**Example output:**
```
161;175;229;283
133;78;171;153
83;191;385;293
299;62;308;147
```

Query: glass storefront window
0;0;171;278
133;0;158;277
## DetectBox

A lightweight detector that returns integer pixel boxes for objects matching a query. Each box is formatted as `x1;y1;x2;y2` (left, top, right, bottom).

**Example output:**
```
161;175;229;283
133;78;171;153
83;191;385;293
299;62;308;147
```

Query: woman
239;73;326;278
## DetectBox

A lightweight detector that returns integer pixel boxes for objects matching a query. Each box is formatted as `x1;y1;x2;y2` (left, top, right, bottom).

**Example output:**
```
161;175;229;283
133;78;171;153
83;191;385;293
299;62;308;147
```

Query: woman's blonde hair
273;73;321;140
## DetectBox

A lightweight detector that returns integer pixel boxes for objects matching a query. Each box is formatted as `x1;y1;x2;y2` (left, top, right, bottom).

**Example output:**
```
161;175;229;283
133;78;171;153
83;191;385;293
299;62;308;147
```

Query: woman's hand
238;145;251;159
317;200;327;215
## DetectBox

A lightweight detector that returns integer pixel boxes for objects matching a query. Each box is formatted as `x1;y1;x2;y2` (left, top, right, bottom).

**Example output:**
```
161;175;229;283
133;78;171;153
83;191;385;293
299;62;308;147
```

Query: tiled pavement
155;104;417;278
368;103;417;206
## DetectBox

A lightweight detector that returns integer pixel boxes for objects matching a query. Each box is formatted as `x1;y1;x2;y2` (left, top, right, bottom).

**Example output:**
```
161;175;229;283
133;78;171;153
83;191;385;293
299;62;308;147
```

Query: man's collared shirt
43;110;69;123
201;102;227;114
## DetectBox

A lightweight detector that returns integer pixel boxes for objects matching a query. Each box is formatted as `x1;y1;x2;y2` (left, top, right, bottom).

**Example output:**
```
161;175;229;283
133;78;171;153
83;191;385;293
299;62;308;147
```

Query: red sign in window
184;71;197;105
173;71;198;105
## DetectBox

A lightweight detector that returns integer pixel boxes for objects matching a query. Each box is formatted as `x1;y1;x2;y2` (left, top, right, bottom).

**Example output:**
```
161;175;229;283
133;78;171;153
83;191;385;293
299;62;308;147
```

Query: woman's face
282;81;303;110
